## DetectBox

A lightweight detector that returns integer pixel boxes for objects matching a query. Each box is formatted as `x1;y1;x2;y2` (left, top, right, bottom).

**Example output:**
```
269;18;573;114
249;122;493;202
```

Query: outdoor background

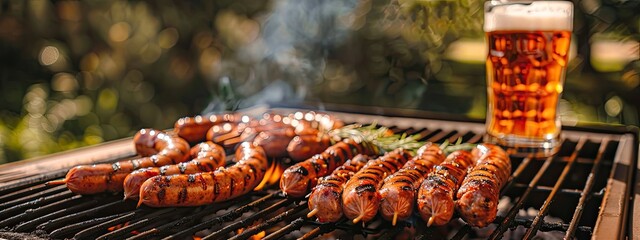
0;0;638;163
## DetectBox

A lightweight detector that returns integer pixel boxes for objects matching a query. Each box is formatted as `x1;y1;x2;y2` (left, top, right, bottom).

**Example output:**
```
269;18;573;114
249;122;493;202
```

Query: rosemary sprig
329;123;425;155
329;124;476;156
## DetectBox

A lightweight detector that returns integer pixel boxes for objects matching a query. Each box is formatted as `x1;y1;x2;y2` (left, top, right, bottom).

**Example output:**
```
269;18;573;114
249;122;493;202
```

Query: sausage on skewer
417;150;475;226
279;139;380;198
455;143;510;227
379;143;446;226
307;154;371;222
342;149;412;224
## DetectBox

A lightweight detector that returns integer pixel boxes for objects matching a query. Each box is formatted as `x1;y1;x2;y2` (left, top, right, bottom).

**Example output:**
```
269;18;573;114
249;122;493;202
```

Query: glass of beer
484;0;573;157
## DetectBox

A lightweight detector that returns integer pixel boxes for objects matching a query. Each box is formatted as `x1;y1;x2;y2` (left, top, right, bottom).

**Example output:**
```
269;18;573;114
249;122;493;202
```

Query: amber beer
484;1;573;156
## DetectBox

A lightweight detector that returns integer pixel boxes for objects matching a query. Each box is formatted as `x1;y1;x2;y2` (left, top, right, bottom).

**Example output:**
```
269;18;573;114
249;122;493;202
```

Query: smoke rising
204;0;359;113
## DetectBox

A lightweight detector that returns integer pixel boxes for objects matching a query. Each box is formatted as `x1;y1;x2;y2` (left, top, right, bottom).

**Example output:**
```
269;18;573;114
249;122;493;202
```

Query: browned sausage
138;142;268;207
342;149;412;224
307;154;371;222
174;113;241;143
252;126;297;158
48;129;190;195
238;121;289;143
286;133;331;162
455;144;510;227
379;143;446;226
206;122;241;143
280;139;380;198
123;141;226;200
417;150;475;226
285;111;345;132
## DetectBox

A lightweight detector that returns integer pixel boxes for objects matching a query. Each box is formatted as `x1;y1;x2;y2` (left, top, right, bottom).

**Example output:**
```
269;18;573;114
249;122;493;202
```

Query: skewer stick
46;179;66;186
353;215;364;224
307;208;319;218
392;211;398;226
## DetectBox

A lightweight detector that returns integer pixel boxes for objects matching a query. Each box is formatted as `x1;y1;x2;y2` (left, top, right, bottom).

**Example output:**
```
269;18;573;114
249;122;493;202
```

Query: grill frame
0;105;637;240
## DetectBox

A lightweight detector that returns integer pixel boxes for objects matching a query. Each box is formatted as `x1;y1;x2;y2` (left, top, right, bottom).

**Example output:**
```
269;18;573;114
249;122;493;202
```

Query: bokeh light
0;0;638;164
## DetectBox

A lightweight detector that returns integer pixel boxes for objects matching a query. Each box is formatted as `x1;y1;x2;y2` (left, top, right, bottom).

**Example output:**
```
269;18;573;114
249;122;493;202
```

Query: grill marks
307;154;371;223
49;129;191;195
341;149;412;224
123;141;226;200
139;142;268;207
280;139;380;198
416;150;476;226
378;143;446;225
455;144;511;228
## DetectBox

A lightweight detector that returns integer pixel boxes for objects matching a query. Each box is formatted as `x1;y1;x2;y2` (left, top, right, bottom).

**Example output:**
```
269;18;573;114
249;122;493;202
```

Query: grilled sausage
307;154;371;222
417;150;475;226
280;139;380;198
455;144;510;228
138;142;268;207
48;129;190;195
287;133;331;162
252;126;297;158
286;111;345;132
379;143;446;226
342;149;412;224
206;122;242;144
123;141;226;200
174;113;241;143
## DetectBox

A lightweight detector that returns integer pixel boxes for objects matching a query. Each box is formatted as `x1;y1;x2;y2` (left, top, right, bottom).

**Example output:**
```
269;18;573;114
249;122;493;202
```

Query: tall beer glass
484;1;573;157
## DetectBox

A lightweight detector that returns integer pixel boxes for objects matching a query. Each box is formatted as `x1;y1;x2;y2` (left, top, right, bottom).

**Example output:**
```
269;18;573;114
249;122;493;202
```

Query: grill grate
0;109;636;240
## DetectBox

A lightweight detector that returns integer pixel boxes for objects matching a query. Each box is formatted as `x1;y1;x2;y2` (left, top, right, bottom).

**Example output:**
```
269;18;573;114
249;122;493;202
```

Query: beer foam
484;1;573;32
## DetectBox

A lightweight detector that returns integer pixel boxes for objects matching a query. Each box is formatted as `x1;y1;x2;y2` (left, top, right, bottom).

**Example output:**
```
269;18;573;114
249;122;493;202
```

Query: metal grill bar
262;217;305;240
202;198;293;240
488;152;557;239
37;198;130;232
0;170;67;196
0;185;68;211
0;190;75;218
0;182;51;203
0;194;83;228
523;138;587;239
127;200;242;240
565;138;610;239
13;196;103;232
297;220;343;240
49;213;129;239
95;208;192;240
227;204;307;240
74;210;139;239
509;182;605;197
161;191;281;240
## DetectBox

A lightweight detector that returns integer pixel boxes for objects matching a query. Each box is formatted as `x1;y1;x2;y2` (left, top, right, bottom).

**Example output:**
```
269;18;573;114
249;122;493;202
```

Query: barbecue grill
0;105;637;240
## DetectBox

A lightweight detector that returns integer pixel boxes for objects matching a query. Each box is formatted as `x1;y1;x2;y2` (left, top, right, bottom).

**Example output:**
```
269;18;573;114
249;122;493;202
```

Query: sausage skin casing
287;134;331;162
123;141;226;200
417;150;475;226
56;129;190;195
307;154;370;222
174;113;241;144
138;142;267;207
342;149;412;224
280;139;380;198
379;143;446;225
455;143;510;227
